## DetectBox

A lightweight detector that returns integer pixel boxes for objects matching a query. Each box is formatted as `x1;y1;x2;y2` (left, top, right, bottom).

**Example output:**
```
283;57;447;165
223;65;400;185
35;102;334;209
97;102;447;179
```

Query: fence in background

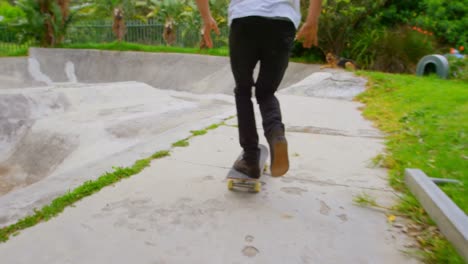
0;20;229;55
0;25;29;55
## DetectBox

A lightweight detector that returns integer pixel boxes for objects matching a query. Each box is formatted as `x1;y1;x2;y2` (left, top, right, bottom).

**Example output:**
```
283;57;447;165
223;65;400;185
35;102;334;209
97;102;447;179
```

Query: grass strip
60;41;229;57
357;72;467;263
0;43;29;57
172;139;190;147
1;41;324;65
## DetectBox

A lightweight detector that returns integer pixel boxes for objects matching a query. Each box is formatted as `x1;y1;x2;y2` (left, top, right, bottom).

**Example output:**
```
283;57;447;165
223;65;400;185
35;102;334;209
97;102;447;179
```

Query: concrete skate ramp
0;80;236;226
10;48;320;93
0;48;333;226
0;57;45;89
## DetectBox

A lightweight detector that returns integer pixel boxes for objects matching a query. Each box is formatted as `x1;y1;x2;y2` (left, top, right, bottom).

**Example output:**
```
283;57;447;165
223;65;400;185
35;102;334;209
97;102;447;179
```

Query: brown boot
268;129;289;177
233;150;260;179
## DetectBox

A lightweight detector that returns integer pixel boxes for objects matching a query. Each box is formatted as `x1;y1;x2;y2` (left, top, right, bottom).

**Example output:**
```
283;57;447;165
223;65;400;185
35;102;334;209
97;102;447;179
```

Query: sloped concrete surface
22;48;320;94
0;57;44;89
0;96;417;263
0;50;419;263
279;71;367;100
0;81;234;226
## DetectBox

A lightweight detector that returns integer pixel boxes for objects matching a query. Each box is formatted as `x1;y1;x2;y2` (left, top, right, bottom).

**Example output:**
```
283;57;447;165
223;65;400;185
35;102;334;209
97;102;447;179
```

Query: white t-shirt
228;0;301;29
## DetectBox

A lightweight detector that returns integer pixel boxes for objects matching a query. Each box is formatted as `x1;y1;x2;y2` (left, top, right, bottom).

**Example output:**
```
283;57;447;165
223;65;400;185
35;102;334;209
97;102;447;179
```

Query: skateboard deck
226;144;269;193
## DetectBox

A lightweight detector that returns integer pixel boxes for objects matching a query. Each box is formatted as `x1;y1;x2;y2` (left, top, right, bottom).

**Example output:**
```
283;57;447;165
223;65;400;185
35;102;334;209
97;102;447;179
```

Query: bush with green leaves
318;0;387;56
306;0;465;73
447;56;468;81
377;1;423;27
414;0;467;49
0;1;26;25
367;0;467;49
350;26;436;73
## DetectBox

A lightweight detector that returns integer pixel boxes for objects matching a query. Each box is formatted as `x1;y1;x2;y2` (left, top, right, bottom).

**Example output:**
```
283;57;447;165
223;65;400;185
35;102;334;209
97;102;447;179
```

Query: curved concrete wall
0;57;44;89
24;48;320;94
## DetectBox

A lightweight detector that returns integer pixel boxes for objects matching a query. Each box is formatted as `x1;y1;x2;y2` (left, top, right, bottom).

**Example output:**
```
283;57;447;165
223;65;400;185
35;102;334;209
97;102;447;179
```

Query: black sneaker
233;150;260;179
268;129;289;177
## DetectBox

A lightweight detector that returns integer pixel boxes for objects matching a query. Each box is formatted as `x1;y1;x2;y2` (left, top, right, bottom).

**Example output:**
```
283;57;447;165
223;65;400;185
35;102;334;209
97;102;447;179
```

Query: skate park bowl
0;48;366;226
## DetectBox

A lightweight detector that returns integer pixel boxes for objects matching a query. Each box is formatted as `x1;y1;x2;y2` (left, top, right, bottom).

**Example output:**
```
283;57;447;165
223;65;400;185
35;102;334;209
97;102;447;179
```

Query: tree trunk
57;0;69;25
112;8;126;42
56;0;70;44
39;0;54;47
163;17;176;46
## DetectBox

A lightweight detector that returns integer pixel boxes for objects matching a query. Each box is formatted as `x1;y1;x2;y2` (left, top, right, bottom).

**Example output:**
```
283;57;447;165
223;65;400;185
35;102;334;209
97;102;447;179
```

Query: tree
112;7;125;41
68;0;137;24
149;0;186;45
17;0;71;46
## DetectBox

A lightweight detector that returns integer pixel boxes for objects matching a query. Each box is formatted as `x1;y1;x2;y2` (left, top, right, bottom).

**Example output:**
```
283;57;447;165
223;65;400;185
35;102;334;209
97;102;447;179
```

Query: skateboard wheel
253;182;261;193
227;179;234;190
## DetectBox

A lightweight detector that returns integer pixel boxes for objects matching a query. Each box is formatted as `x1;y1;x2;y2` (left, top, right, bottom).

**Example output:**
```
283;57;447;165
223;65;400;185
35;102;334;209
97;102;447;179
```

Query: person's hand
202;16;220;48
296;21;319;48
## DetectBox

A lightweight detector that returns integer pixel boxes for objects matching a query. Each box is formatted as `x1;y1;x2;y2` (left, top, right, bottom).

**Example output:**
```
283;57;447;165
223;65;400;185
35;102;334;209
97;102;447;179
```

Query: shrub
0;1;26;26
414;0;467;49
350;26;436;73
290;41;325;63
447;56;468;81
349;28;383;70
318;0;387;56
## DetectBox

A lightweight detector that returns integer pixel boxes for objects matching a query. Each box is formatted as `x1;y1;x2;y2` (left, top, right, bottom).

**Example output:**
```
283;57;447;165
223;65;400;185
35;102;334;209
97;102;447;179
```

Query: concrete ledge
405;169;468;261
26;48;320;94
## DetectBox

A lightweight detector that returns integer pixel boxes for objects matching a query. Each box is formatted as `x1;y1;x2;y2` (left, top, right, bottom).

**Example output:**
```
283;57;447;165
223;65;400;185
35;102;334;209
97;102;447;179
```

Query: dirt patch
0;166;9;176
0;165;15;195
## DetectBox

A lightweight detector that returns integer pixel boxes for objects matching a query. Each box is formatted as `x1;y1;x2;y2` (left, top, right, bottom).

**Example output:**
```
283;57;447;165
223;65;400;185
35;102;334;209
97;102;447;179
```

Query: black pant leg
255;19;296;138
229;18;260;156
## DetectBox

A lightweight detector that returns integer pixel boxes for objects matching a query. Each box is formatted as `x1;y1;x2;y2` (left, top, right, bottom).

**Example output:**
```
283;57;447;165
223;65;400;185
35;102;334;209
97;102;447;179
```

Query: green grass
357;72;467;263
0;118;232;243
206;122;224;130
0;40;325;64
190;129;207;136
172;139;189;147
60;41;229;57
0;42;28;57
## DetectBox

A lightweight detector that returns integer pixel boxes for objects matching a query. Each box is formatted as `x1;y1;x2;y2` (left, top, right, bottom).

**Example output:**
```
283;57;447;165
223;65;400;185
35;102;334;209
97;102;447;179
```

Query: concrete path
0;50;419;263
0;95;418;263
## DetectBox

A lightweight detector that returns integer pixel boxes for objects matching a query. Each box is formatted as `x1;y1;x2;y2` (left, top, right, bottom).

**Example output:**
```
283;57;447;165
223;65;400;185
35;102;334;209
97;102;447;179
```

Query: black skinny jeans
229;16;296;158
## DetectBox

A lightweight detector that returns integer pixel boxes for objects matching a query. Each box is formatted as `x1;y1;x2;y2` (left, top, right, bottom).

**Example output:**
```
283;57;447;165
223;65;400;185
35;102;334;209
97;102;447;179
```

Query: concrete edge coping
405;168;468;262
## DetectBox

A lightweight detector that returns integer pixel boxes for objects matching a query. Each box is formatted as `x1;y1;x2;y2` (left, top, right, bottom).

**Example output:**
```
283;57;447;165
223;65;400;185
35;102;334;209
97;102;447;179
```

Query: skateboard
226;144;269;193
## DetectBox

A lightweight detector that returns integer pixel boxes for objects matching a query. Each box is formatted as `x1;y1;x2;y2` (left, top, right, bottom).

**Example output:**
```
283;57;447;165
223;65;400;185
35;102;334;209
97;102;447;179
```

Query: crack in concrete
172;159;394;193
287;125;384;139
171;158;232;170
283;176;394;192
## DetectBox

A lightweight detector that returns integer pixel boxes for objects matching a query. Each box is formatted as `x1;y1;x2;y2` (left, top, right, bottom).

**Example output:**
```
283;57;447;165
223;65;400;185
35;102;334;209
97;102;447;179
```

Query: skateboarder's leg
229;18;261;177
255;19;295;176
